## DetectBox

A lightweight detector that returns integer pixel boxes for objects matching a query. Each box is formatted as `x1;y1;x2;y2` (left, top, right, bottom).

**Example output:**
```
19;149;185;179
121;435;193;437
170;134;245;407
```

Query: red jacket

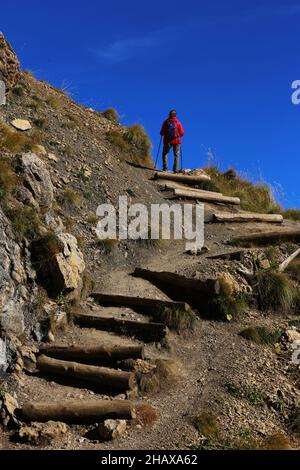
160;117;184;145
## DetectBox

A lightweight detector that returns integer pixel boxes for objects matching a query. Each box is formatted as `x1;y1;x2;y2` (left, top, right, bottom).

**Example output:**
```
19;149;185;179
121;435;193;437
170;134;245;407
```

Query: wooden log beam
133;268;220;295
91;293;189;313
75;313;168;343
213;212;283;223
173;188;240;205
132;268;220;312
21;400;135;423
231;230;300;246
207;250;246;261
154;171;211;184
39;344;145;362
37;355;136;391
278;247;300;272
157;179;222;196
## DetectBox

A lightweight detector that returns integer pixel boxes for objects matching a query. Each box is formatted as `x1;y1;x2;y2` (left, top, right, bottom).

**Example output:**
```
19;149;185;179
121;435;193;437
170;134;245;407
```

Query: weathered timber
154;171;211;184
91;293;189;313
132;267;220;311
157;179;222;196
278;247;300;272
231;230;300;246
39;344;145;362
213;212;283;223
207;250;246;261
173;188;240;205
21;400;135;423
74;313;168;343
37;355;136;391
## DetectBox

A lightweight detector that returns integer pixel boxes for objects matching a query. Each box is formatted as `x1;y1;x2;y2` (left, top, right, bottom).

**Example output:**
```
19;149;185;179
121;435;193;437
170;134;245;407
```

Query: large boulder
16;153;54;209
0;32;20;92
31;230;85;298
0;207;27;335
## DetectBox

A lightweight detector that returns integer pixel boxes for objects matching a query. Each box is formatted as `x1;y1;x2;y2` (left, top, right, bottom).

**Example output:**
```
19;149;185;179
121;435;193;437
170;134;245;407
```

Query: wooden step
37;355;136;391
39;344;145;362
75;313;168;343
91;293;189;313
231;229;300;246
132;268;220;312
154;171;211;185
157;179;222;196
21;400;135;423
173;188;240;205
213;211;283;223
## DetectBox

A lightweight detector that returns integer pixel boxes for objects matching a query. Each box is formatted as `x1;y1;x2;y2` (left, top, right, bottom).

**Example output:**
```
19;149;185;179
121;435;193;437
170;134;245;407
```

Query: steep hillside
1;33;300;451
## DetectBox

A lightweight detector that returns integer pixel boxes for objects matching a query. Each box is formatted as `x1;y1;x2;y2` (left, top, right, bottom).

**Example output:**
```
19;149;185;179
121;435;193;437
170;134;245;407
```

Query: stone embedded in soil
98;419;127;441
11;119;32;131
17;421;68;445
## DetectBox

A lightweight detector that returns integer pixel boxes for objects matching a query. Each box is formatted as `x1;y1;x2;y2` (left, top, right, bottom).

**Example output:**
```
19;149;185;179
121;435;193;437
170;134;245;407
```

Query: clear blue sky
2;0;300;208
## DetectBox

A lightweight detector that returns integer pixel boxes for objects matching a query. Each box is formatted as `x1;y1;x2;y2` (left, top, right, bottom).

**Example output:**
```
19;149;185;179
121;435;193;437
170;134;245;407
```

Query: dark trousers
162;143;180;173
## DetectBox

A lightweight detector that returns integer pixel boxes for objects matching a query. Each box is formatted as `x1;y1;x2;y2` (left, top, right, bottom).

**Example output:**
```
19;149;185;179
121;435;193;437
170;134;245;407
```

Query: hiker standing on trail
160;110;184;173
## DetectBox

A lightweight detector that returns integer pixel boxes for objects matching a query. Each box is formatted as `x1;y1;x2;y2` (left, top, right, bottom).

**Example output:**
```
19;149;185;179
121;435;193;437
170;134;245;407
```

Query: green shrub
102;108;120;124
239;326;282;345
253;270;295;312
158;307;196;334
211;294;247;321
6;206;41;240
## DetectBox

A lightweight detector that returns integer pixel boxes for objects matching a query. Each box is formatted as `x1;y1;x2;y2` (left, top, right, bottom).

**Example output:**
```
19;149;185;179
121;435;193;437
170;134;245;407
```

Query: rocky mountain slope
1;33;300;450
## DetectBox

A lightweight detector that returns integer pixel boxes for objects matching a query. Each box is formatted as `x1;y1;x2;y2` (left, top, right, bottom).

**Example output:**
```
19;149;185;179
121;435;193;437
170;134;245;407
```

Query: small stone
98;419;127;441
17;421;68;445
260;259;271;270
46;331;55;343
47;153;59;162
34;145;47;156
286;329;300;342
11;119;32;131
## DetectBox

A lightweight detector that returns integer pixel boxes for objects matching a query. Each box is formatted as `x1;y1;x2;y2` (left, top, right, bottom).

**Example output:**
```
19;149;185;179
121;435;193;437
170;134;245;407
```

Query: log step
231;229;300;246
213;212;283;223
132;267;220;311
173;188;240;205
20;400;135;423
91;293;189;313
39;344;145;363
157;179;221;196
74;313;168;343
154;171;211;184
37;355;136;391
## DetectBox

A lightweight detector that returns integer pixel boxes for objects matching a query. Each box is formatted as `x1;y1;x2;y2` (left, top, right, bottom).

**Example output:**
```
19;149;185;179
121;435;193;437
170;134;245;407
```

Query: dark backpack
165;120;179;142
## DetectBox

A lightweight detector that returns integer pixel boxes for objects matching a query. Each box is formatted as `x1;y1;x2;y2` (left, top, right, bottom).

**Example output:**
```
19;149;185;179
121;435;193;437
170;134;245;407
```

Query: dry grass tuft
204;166;281;214
253;270;295;312
0;122;37;153
0;157;18;199
158;307;196;333
102;108;120;124
135;403;160;426
139;359;180;394
193;413;220;438
59;188;81;211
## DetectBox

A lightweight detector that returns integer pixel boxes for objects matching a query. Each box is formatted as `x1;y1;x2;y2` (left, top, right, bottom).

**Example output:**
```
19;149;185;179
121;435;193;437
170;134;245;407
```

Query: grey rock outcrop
0;32;20;92
0;207;27;335
16;153;54;209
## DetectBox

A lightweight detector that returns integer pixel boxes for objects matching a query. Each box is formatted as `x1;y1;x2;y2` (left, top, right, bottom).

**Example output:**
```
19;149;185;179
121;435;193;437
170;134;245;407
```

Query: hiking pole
155;136;162;169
